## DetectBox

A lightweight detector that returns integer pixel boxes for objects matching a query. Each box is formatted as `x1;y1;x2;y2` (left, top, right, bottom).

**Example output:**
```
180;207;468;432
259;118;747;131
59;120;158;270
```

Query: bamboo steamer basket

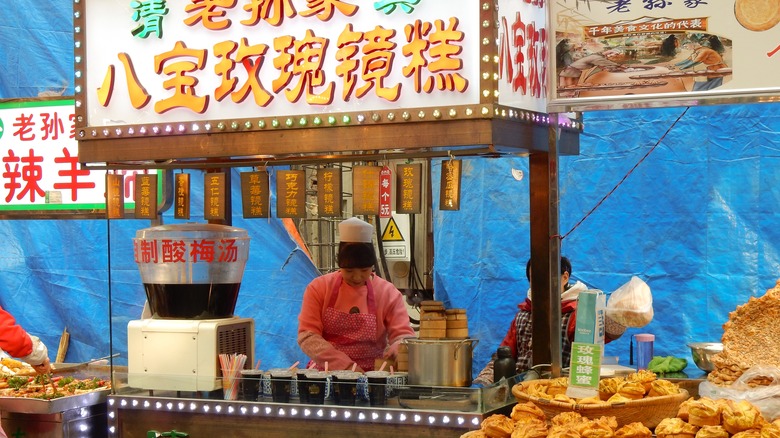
512;379;690;429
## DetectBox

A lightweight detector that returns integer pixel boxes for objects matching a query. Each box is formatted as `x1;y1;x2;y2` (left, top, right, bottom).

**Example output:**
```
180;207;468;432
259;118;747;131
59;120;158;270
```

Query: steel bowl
688;342;723;372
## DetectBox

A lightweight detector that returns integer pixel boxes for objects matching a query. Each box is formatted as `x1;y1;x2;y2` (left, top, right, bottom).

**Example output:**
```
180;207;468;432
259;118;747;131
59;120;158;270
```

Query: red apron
320;272;383;371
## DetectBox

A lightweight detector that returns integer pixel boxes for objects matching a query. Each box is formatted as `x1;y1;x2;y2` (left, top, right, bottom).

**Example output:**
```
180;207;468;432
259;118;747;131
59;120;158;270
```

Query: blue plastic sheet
433;104;780;376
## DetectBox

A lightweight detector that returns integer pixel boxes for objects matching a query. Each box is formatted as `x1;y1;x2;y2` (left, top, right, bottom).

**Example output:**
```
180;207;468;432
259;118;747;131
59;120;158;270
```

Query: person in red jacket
473;256;625;385
0;305;52;374
0;305;53;438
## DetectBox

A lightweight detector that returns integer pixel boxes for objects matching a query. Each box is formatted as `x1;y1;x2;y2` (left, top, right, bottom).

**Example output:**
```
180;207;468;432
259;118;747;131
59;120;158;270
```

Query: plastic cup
239;369;263;401
365;370;389;406
269;369;293;403
296;370;310;403
332;371;361;406
304;371;328;405
222;375;239;400
635;333;655;370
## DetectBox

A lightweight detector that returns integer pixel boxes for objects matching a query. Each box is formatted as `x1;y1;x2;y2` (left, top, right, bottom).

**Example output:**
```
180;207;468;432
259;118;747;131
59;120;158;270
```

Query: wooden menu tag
316;167;342;217
440;159;462;211
204;172;226;221
134;173;158;219
174;172;190;220
106;173;124;219
276;170;305;218
396;163;422;214
240;170;270;218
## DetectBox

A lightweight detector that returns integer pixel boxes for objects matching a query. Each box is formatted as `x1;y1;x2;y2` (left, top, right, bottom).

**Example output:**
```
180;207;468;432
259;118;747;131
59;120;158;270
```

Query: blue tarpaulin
2;3;780;377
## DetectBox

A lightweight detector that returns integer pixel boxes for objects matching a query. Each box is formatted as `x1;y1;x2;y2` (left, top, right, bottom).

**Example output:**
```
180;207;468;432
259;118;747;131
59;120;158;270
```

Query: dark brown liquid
143;283;241;319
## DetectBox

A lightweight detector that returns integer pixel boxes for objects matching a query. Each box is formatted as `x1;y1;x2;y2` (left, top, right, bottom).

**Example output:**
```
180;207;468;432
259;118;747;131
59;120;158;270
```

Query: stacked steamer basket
405;301;476;387
395;343;408;372
418;301;447;339
445;308;469;339
418;301;470;340
374;344;409;372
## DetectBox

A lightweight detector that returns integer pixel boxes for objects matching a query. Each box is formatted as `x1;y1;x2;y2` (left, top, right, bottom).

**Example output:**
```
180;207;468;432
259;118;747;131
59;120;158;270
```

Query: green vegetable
647;355;688;373
6;376;29;390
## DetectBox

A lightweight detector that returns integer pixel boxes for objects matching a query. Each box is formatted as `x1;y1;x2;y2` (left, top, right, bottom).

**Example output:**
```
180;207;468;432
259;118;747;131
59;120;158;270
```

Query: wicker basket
512;380;690;429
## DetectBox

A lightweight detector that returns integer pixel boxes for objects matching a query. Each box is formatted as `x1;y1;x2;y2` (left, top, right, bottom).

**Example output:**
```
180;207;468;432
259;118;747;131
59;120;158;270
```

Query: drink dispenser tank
133;223;250;319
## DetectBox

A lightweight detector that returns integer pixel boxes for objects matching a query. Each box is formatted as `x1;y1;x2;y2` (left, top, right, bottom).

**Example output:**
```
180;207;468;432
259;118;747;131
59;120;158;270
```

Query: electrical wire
559;106;690;241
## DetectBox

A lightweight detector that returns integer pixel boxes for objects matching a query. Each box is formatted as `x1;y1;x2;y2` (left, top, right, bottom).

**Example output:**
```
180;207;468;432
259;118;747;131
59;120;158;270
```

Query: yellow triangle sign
381;218;405;241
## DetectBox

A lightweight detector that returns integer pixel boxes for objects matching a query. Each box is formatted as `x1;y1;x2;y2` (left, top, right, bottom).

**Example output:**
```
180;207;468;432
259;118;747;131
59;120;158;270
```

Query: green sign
568;342;602;390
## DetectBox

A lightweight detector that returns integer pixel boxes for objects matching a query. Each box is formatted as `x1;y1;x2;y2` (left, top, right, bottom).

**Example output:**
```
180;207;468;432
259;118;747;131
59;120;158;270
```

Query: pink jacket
298;271;414;371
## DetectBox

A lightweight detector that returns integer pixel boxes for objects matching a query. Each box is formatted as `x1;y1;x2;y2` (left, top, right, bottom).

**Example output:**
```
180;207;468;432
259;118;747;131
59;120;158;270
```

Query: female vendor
297;217;415;372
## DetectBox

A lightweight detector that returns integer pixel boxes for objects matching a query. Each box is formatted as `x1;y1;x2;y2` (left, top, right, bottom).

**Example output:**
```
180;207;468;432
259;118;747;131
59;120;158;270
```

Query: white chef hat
339;217;373;243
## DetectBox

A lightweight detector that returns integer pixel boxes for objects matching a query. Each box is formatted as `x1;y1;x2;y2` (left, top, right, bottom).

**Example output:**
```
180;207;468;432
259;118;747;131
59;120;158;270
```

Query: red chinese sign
379;165;392;218
133;238;241;264
0;99;155;214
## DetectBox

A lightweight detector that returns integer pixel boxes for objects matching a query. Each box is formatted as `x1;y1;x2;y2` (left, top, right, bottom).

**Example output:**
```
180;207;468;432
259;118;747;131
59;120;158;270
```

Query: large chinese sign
79;1;485;130
0;99;155;217
549;0;780;111
75;0;575;164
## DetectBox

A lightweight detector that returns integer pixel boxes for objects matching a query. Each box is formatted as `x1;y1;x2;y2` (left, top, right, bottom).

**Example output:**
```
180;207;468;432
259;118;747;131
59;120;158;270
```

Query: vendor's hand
32;357;52;375
383;340;403;360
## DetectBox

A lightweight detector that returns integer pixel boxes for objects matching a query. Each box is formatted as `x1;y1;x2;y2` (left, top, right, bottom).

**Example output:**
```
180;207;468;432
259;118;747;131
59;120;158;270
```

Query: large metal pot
404;338;478;387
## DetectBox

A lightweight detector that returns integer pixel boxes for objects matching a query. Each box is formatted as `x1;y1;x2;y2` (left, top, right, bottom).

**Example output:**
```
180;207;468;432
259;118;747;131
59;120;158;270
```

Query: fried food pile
660;397;774;438
709;280;780;386
0;357;36;376
512;371;682;405
460;397;779;438
461;403;652;438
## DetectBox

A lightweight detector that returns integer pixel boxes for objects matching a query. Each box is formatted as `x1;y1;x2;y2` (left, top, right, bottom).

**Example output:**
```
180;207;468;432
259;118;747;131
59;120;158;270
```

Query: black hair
525;256;572;283
337;242;377;269
707;35;724;54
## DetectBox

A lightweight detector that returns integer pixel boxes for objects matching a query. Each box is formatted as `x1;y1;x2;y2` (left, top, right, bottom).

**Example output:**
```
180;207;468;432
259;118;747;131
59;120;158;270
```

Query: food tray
0;388;109;414
512;380;689;429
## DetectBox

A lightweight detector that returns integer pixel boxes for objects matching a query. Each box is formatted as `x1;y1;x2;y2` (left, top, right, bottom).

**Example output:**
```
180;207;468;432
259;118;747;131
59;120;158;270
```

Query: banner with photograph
549;0;780;110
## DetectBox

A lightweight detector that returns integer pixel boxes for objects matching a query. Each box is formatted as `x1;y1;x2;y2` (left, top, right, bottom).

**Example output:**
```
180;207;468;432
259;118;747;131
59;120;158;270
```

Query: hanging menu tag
105;173;124;219
440;159;462;211
317;167;342;217
240;170;270;218
353;165;381;215
204;172;226;221
134;174;158;219
379;166;392;218
276;170;305;218
174;173;190;220
396;163;422;214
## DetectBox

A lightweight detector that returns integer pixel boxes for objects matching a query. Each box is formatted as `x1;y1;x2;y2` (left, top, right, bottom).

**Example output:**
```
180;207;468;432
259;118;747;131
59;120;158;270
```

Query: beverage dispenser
127;223;255;392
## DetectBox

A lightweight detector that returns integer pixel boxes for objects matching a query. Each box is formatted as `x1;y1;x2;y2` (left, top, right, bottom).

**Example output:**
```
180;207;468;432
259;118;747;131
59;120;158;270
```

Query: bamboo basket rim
514;379;690;410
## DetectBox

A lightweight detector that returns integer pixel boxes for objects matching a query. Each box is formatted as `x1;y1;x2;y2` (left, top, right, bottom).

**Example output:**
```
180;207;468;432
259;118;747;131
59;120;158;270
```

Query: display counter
102;369;711;437
106;370;520;438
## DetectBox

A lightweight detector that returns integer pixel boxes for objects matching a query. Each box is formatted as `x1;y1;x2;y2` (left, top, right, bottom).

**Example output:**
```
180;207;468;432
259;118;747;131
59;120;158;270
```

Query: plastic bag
699;365;780;421
605;276;653;327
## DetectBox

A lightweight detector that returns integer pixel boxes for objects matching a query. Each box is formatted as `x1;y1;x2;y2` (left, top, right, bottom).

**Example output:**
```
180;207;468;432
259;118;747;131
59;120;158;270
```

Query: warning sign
381;217;405;241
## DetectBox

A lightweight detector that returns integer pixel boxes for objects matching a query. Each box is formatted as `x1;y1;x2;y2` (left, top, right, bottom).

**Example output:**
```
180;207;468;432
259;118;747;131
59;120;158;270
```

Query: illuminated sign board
75;0;559;153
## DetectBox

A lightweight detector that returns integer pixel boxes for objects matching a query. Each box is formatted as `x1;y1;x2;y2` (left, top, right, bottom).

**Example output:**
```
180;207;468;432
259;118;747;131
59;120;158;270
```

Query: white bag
605;276;653;328
699;366;780;421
